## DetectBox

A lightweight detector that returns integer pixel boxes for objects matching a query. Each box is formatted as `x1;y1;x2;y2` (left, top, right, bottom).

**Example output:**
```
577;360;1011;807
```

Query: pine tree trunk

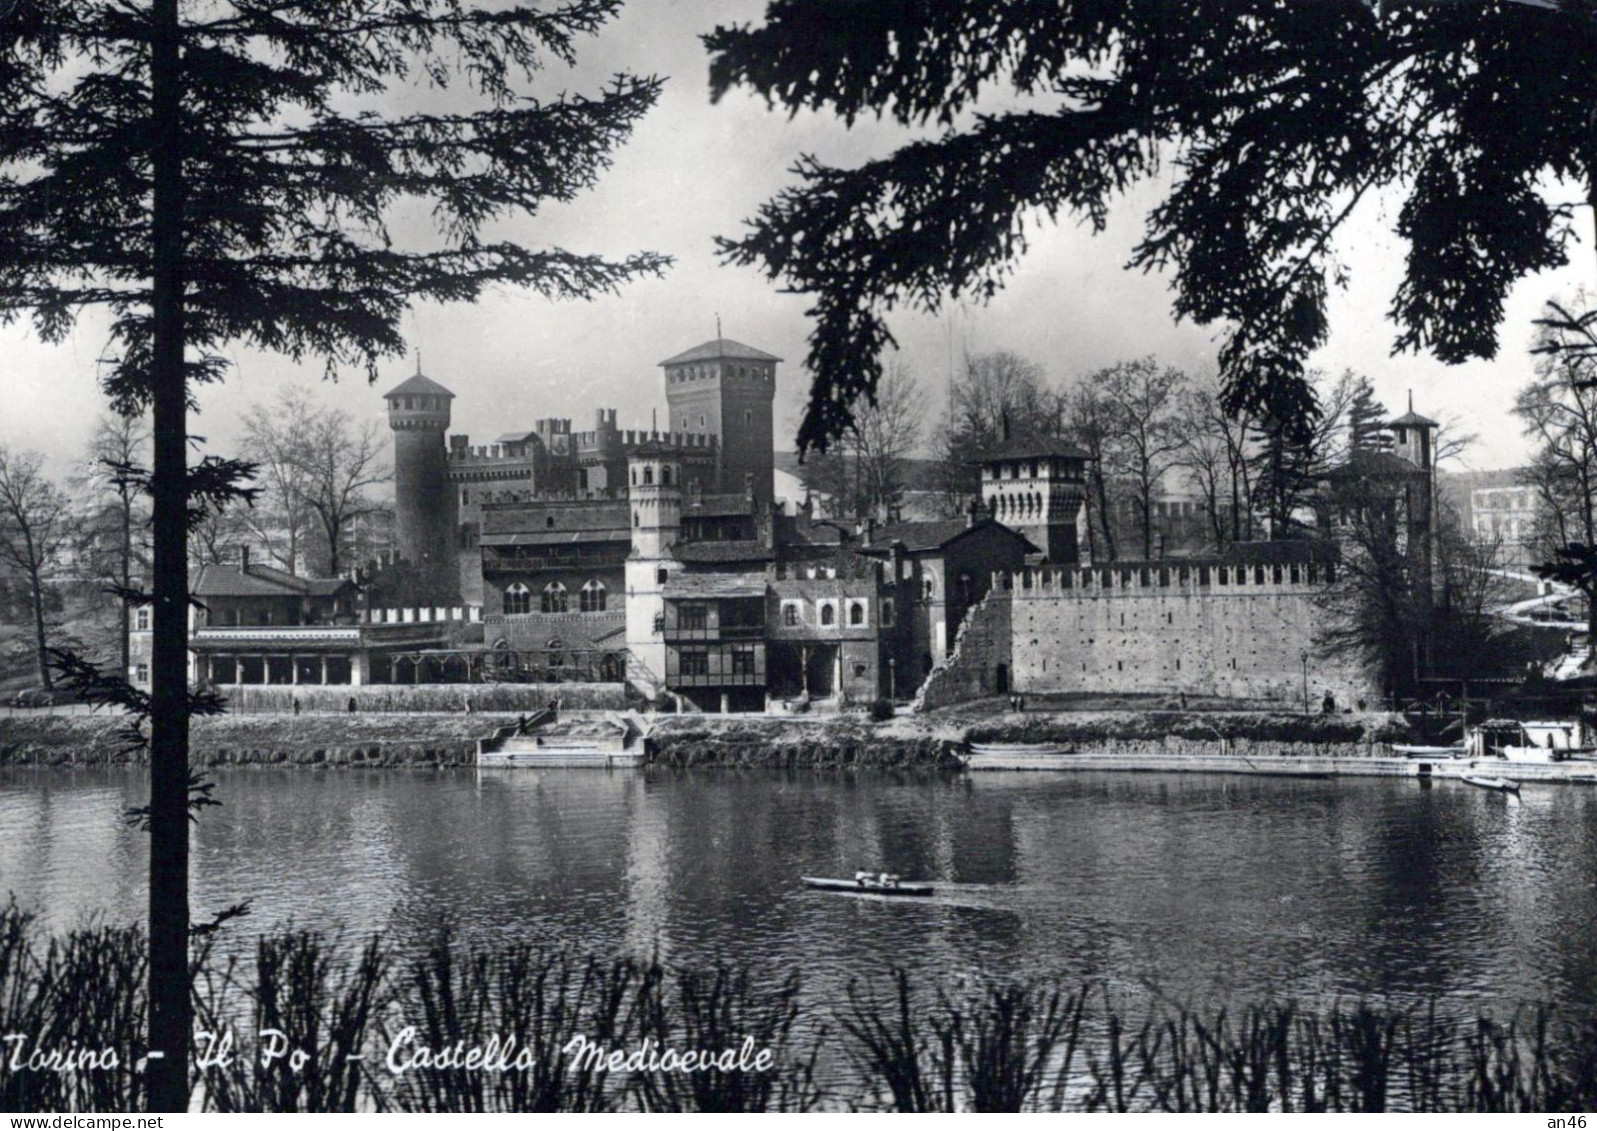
146;0;190;1110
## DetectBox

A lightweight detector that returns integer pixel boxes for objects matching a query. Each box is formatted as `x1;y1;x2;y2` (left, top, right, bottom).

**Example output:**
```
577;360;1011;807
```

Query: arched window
545;638;565;671
580;580;607;612
542;582;568;614
783;604;799;626
662;466;672;486
504;583;531;615
644;465;654;485
849;601;865;626
820;603;835;626
633;510;640;527
923;576;935;601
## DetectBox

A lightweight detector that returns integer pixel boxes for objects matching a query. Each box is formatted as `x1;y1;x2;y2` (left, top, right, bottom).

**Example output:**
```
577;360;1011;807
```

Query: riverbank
0;712;494;767
0;699;1450;774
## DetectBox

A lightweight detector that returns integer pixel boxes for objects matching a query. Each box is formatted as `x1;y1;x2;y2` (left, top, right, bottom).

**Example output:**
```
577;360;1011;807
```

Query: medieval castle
153;333;1431;711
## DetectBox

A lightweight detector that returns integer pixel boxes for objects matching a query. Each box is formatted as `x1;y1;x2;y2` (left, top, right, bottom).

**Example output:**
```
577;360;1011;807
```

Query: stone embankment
0;713;494;768
645;719;961;770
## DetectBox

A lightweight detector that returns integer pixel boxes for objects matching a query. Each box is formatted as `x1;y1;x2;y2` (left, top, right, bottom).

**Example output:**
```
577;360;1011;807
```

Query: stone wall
219;682;630;714
1006;565;1371;706
912;588;1012;712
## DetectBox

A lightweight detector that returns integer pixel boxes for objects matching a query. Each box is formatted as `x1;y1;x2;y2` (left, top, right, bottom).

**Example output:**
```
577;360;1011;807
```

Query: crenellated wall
913;561;1373;710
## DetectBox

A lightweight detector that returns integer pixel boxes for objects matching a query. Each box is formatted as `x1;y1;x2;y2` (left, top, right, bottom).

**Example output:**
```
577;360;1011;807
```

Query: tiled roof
659;338;783;366
384;373;454;399
1326;449;1424;478
191;564;355;599
482;501;629;536
981;439;1090;462
664;571;768;599
683;492;754;518
1388;410;1439;428
863;519;976;552
673;539;774;564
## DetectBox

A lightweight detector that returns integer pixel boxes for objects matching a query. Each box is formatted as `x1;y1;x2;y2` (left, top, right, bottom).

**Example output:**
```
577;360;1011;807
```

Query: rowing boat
801;875;935;897
1460;775;1520;793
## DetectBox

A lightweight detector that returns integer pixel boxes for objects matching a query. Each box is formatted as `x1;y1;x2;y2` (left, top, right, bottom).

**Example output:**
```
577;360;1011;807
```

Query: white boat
1460;774;1520;793
1392;743;1465;758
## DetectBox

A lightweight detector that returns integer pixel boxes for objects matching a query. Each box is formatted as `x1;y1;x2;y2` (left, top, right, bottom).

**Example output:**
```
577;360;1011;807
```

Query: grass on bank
2;900;1594;1113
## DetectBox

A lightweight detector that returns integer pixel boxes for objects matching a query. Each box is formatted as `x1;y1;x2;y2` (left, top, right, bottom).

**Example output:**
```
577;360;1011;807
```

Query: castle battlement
994;558;1334;597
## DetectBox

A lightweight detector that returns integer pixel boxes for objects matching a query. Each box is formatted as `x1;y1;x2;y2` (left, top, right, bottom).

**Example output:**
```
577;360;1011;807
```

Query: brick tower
385;366;460;603
659;337;779;508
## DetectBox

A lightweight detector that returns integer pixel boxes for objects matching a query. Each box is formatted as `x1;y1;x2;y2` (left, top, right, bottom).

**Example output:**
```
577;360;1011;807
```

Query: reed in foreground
0;903;1593;1113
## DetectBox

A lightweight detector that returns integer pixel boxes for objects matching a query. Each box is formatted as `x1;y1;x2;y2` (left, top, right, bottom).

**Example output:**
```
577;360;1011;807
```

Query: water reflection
1;766;1595;1018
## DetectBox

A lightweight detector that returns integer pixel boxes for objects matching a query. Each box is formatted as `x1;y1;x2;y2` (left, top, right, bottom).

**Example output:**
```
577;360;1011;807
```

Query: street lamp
1300;651;1309;716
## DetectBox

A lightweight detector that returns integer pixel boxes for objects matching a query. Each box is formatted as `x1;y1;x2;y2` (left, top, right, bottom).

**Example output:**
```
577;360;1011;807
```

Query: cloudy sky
3;0;1593;482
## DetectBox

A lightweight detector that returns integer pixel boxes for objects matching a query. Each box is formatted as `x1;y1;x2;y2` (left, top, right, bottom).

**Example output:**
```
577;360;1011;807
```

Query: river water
4;766;1597;1018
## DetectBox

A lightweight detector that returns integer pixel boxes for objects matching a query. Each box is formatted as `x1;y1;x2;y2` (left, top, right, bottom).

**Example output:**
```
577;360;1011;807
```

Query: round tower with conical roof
386;364;460;603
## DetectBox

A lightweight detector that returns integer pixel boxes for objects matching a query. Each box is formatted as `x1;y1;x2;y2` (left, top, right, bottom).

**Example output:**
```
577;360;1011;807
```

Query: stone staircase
478;710;648;768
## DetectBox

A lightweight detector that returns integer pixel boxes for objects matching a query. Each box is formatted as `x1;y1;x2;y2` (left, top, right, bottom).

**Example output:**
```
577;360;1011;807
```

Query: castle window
881;598;895;627
504;583;532;615
699;414;706;427
633;511;640;527
820;603;836;626
679;604;708;631
783;603;799;627
134;663;149;684
546;515;555;528
923;577;935;600
135;608;150;631
849;601;866;626
545;639;564;671
656;567;669;584
662;466;672;486
580;580;607;613
644;466;654;485
541;582;568;614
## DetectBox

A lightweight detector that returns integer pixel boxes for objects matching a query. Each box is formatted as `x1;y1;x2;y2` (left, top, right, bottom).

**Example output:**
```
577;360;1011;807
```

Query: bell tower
385;365;459;603
625;443;682;694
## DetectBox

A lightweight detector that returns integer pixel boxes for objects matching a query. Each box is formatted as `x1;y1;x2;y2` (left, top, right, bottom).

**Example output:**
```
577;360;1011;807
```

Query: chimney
238;544;251;572
967;497;982;528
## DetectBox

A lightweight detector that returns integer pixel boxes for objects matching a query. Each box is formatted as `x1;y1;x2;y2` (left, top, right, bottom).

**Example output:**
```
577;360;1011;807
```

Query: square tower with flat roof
660;338;779;510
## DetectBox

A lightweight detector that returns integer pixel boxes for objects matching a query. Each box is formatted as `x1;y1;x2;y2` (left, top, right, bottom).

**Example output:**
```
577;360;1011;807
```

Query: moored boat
802;874;935;897
1460;774;1520;793
1392;743;1466;758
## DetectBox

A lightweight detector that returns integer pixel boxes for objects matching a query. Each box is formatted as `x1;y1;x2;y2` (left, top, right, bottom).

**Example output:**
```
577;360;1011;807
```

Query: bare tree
934;350;1055;511
1098;358;1188;559
294;408;391;577
74;414;152;674
239;387;318;573
852;361;922;521
1514;317;1597;553
1173;381;1236;553
1059;381;1122;561
0;447;74;690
